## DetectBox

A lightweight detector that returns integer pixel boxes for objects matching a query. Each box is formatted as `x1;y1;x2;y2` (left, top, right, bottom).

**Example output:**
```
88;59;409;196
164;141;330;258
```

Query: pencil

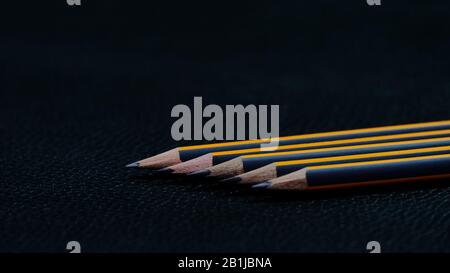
162;129;450;175
192;136;450;178
126;120;450;169
224;145;450;184
252;154;450;191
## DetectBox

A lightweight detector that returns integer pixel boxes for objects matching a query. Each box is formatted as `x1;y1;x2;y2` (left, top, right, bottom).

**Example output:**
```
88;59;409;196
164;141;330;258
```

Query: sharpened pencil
196;136;450;178
253;154;450;191
161;129;450;174
126;120;450;169
224;145;450;184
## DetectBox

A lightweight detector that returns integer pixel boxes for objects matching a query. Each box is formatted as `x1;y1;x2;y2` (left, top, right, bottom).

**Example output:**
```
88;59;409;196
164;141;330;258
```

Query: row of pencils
126;120;450;191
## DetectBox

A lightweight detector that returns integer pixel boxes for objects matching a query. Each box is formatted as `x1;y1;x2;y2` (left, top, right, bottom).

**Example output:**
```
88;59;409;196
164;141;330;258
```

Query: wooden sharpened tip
164;153;213;174
230;164;277;184
262;168;309;190
205;157;245;179
134;148;182;169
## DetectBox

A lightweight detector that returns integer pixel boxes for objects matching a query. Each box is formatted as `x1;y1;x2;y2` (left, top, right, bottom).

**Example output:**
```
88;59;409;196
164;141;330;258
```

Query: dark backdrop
2;0;450;252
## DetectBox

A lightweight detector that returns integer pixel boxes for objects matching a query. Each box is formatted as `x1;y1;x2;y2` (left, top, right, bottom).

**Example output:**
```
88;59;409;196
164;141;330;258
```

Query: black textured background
2;0;450;252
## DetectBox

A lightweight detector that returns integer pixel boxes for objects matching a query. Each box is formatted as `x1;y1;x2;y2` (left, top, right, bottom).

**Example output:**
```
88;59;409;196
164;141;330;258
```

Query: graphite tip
220;176;242;184
187;169;211;177
125;162;140;168
252;181;272;189
154;167;174;174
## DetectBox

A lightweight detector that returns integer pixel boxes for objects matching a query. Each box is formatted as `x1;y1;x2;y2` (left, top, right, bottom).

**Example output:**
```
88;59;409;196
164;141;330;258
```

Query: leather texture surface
2;1;450;252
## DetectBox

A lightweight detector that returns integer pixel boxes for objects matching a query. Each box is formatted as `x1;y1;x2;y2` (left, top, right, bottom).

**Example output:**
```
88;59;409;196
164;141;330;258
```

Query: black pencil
161;129;450;175
252;154;450;191
224;145;450;184
126;120;450;169
192;136;450;179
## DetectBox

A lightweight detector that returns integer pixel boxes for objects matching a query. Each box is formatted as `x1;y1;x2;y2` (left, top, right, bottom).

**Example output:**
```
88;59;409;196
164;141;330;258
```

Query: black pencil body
179;123;450;162
210;133;450;165
241;139;450;172
276;148;450;177
306;156;450;187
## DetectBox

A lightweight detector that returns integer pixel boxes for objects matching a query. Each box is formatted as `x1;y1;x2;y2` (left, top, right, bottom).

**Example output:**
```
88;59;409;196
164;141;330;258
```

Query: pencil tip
125;162;140;168
187;169;211;177
220;176;242;184
154;167;174;174
252;181;272;189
